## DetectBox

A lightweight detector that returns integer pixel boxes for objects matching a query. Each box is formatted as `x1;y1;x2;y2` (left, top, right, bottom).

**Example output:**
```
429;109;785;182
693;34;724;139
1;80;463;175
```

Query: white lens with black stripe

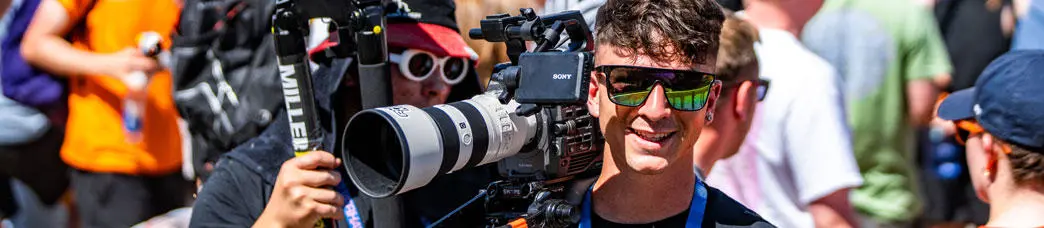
342;93;540;198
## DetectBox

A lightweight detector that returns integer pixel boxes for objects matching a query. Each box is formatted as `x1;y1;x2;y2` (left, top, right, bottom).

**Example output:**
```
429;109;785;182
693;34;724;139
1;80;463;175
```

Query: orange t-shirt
58;0;183;175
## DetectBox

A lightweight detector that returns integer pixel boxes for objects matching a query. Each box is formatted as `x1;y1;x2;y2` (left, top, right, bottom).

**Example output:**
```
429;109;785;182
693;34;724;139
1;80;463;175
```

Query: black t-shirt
580;185;775;228
591;209;690;227
935;0;1011;92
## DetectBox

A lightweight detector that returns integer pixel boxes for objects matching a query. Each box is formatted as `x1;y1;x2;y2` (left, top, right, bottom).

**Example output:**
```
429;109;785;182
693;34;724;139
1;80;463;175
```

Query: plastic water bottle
123;72;148;143
123;32;162;143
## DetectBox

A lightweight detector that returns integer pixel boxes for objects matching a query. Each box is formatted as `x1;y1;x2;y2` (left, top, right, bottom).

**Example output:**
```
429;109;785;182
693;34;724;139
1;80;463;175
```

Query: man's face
389;47;461;108
588;44;722;175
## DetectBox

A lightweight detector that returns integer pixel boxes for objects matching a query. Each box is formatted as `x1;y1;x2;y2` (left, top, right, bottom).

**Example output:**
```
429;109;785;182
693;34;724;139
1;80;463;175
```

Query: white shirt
706;28;864;228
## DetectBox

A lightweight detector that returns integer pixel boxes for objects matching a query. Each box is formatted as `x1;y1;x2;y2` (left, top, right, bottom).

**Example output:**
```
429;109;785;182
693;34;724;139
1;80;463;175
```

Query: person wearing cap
189;0;489;227
936;50;1044;227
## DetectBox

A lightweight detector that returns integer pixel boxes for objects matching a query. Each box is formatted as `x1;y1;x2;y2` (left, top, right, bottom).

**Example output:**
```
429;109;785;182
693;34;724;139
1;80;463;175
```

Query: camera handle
272;0;401;227
272;2;333;227
272;0;393;145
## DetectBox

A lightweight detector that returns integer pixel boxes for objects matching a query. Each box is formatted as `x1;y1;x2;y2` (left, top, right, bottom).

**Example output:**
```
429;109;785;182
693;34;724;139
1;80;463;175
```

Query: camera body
341;9;601;227
340;50;602;196
515;52;590;104
496;52;601;182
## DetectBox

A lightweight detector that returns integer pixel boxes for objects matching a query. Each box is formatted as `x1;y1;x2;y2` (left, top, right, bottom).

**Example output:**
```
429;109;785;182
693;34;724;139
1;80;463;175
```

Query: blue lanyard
578;178;708;228
335;181;364;228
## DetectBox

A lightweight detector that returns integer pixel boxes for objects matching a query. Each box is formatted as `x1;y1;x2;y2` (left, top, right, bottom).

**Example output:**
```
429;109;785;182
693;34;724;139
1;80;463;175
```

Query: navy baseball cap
937;50;1044;150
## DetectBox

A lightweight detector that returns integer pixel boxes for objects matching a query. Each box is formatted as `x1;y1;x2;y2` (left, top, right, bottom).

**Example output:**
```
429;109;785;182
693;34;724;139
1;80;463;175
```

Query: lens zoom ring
423;107;460;175
450;102;489;169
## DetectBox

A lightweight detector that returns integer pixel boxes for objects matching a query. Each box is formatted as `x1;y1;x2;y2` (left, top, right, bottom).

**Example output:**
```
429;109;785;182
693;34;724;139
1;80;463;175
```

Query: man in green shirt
802;0;953;226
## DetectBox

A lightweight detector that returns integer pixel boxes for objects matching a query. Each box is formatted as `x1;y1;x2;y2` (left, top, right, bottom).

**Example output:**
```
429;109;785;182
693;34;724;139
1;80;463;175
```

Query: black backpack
171;0;282;179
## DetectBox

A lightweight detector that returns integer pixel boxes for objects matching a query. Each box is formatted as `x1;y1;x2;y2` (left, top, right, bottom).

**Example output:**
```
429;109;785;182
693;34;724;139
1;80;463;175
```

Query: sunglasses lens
611;90;653;106
757;84;767;101
664;87;709;110
407;53;434;78
442;58;467;84
606;68;657;106
664;74;713;111
605;67;714;110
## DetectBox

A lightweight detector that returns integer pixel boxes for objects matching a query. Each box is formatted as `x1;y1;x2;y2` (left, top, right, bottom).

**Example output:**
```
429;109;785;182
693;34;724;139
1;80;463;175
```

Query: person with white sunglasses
191;0;491;227
387;45;476;108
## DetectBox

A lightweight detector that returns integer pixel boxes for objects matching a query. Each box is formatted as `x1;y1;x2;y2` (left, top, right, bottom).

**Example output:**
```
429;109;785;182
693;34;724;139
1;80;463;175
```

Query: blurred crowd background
0;0;1041;227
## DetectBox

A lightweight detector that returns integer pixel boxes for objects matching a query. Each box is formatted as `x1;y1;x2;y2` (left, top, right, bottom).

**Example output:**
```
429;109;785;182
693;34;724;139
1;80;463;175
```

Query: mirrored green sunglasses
597;65;717;111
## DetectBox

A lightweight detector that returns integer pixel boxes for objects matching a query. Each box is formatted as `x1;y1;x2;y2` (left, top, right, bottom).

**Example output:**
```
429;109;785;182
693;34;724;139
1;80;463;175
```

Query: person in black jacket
189;0;492;227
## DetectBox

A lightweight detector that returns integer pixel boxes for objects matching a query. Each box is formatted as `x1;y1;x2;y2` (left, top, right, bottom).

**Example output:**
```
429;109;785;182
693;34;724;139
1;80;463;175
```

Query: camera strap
578;177;708;227
336;180;364;228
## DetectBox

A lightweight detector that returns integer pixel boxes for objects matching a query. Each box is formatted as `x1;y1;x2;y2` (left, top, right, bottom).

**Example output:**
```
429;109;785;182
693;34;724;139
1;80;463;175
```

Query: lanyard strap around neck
579;178;708;228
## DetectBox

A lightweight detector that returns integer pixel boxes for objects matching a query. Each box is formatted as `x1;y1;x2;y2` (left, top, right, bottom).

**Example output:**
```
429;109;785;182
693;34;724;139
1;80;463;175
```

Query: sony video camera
341;9;603;227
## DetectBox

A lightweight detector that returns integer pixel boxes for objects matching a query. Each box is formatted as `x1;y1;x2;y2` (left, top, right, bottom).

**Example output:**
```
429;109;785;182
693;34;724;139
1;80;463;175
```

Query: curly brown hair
595;0;725;66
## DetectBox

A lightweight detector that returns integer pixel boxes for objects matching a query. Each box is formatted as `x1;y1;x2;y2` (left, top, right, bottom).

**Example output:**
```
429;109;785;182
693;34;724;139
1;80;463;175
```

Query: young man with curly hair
579;0;773;226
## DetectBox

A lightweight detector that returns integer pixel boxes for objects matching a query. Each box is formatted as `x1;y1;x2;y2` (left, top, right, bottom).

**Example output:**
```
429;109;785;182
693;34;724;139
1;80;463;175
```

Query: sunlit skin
963;131;1044;227
693;63;759;173
965;133;991;202
590;48;720;175
587;43;722;223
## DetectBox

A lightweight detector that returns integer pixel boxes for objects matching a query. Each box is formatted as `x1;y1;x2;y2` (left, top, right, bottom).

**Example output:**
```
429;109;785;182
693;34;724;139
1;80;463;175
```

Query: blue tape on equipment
336;181;364;228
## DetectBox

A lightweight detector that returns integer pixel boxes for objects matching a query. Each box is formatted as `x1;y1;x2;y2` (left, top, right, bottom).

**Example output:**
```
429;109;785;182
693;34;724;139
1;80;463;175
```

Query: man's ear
733;81;756;121
982;133;1001;180
983;134;996;155
588;73;601;118
704;81;724;116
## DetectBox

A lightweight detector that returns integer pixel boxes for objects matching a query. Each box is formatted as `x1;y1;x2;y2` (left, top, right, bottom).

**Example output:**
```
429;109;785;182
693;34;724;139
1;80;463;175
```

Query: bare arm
809;189;857;228
907;75;947;127
21;0;155;78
